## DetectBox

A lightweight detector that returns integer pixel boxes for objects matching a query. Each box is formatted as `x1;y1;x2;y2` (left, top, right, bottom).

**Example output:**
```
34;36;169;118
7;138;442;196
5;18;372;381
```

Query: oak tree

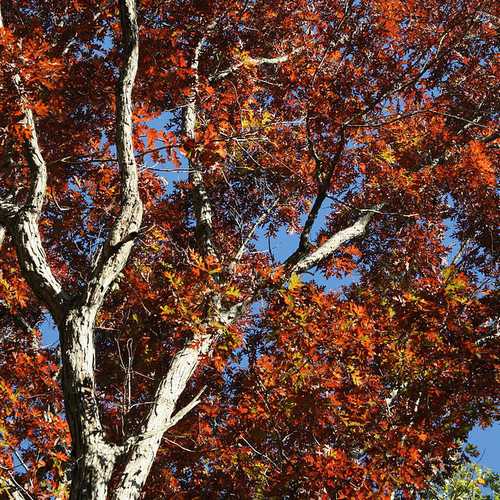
0;0;498;498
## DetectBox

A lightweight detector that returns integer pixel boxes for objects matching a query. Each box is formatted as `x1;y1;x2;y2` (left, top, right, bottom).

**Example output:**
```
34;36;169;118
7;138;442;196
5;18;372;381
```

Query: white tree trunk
59;309;118;500
112;336;212;499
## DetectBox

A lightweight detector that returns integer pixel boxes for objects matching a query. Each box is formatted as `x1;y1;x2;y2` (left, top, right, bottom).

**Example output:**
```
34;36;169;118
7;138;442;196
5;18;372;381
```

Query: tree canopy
0;0;498;498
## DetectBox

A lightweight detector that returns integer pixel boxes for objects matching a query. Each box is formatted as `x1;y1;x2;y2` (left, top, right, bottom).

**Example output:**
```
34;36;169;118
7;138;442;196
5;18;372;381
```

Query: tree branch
113;335;213;499
0;8;66;321
284;129;346;268
184;24;218;256
44;3;143;497
81;0;143;310
287;207;381;274
0;299;35;335
169;385;207;428
124;385;208;450
210;47;303;82
304;134;345;245
231;199;279;266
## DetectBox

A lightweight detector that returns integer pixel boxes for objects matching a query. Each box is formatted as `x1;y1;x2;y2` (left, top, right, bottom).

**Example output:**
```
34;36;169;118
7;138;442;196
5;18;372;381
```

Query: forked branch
82;0;143;310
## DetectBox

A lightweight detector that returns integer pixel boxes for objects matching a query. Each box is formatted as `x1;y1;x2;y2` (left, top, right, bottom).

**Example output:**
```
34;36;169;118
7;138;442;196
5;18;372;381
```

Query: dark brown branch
285;129;346;268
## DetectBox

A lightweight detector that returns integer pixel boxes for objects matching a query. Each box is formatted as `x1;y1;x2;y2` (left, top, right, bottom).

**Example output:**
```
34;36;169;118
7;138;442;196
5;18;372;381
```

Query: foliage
425;456;500;500
0;0;498;498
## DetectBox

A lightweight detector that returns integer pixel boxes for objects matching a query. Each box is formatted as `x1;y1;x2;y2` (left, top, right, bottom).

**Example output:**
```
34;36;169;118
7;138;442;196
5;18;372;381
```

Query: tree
427;462;500;500
423;444;500;500
0;0;498;498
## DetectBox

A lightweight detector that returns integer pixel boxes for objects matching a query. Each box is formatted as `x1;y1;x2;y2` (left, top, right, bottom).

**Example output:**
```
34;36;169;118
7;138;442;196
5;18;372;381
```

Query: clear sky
469;424;500;472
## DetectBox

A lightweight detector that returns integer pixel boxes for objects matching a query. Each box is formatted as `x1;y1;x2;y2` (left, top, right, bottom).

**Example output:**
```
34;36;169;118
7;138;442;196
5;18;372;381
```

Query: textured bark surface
184;27;217;258
59;309;118;500
0;1;142;498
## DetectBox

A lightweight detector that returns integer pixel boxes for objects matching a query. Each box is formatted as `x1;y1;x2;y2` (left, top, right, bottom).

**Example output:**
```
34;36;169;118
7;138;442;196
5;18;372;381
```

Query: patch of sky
469;423;500;473
11;438;32;475
40;313;58;347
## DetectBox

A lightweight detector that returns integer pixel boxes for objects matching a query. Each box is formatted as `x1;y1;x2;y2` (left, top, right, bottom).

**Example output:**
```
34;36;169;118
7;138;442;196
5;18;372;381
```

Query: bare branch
301;133;345;246
60;2;114;56
0;462;33;499
345;31;449;128
231;199;279;266
125;384;208;450
169;385;207;428
113;335;213;499
240;436;280;469
0;299;35;335
288;207;381;274
283;130;346;269
2;475;33;500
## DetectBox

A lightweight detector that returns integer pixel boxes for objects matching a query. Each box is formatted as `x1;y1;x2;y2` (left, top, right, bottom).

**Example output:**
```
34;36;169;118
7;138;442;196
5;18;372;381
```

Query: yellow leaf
225;286;241;299
160;305;174;316
288;273;302;291
379;147;396;164
351;370;363;386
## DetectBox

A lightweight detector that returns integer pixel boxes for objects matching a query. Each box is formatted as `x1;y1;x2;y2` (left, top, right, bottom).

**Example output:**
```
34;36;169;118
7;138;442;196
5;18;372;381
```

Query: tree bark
112;336;212;499
0;1;141;498
59;308;118;500
60;0;142;496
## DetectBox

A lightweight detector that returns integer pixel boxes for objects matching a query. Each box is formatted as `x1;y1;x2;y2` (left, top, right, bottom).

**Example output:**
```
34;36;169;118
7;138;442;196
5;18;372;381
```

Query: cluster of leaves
128;268;496;498
423;443;500;500
427;462;500;500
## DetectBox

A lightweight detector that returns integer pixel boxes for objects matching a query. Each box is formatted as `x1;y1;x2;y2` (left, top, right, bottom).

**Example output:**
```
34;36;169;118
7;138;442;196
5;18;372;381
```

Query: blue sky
469;424;500;472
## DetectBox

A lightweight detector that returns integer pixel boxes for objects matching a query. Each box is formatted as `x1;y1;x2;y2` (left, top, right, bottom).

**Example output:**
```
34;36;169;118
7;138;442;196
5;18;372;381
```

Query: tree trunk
69;446;116;500
59;308;118;500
